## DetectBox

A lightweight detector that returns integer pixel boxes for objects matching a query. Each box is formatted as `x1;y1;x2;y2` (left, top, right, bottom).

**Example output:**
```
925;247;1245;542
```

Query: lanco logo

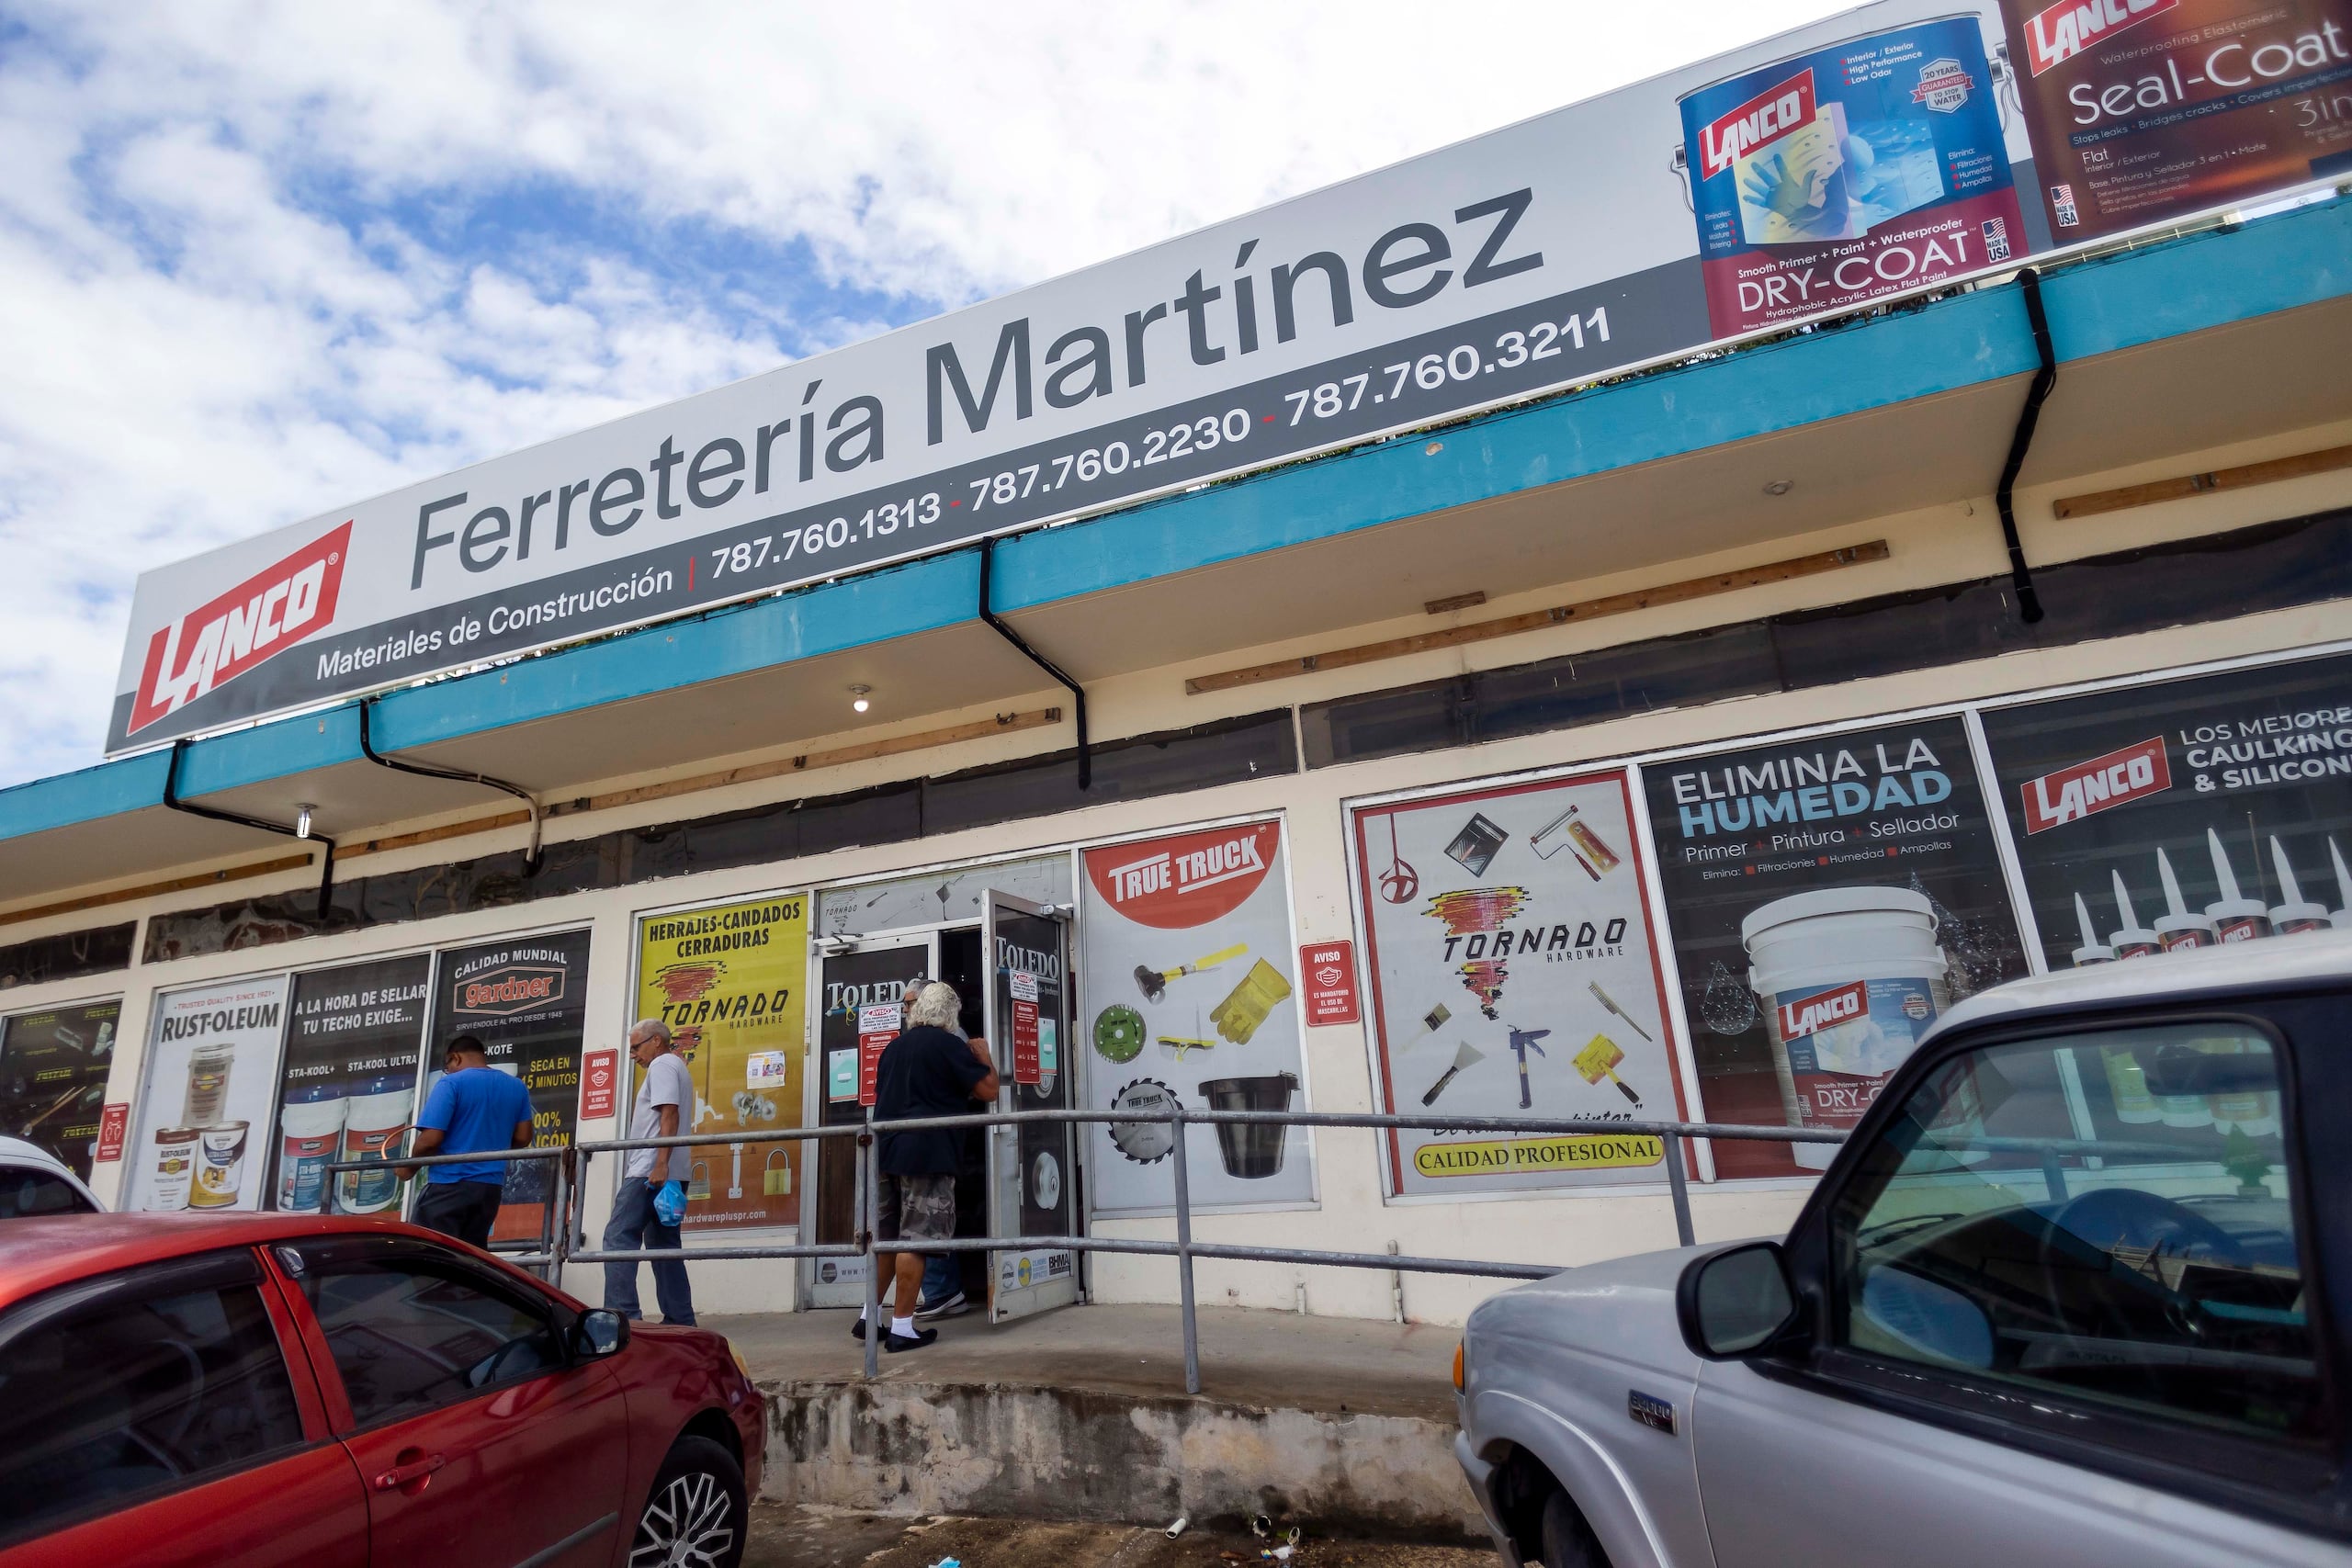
458;966;565;1017
1697;69;1815;181
2020;737;2171;834
129;523;352;736
1777;979;1867;1041
2020;0;2180;74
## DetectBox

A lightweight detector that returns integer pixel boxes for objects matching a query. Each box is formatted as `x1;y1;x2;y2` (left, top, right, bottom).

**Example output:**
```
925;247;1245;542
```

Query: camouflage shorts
876;1171;956;1247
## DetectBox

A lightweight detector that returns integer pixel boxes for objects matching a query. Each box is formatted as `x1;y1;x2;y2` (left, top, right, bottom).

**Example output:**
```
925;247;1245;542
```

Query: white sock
891;1314;916;1337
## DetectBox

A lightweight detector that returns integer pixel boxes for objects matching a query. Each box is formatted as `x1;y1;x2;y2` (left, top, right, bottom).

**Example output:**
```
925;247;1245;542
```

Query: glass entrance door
802;938;931;1309
981;891;1080;1322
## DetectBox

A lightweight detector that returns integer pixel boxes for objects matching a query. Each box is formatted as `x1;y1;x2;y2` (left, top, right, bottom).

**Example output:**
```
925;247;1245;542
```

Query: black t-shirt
875;1025;990;1175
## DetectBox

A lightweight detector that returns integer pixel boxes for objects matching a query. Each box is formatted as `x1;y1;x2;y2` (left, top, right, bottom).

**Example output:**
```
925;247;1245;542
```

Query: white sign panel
125;974;292;1213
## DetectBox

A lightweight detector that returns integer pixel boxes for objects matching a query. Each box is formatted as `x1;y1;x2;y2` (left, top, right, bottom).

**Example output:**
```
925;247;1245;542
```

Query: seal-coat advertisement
123;0;2344;755
1353;771;1682;1196
0;998;120;1179
1642;717;2028;1179
2001;0;2352;242
1080;819;1313;1213
127;975;291;1213
1980;653;2352;972
273;955;432;1213
429;930;591;1243
636;895;808;1231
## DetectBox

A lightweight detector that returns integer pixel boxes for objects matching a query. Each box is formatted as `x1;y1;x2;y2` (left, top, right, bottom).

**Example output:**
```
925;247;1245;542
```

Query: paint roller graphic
1574;1033;1642;1107
1420;1040;1484;1105
1135;943;1248;1002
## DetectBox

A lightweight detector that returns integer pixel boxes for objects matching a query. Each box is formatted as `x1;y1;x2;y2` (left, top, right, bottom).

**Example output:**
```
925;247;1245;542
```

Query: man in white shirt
603;1018;696;1325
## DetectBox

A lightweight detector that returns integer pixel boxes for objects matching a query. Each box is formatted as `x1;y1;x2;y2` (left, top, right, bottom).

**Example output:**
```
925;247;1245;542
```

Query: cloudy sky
0;0;1852;788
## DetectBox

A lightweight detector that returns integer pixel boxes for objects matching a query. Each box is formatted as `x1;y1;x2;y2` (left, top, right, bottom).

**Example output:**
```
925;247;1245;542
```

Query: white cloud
0;0;1851;788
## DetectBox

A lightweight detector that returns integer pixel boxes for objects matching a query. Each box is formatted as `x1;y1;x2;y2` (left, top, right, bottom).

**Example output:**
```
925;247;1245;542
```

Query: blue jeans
922;1250;959;1304
604;1177;695;1325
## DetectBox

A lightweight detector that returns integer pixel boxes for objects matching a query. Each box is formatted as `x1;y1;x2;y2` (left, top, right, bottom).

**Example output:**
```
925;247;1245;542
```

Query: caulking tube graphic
2070;893;2114;966
2270;839;2331;934
2154;848;2217;952
2204;829;2272;944
2108;872;2160;959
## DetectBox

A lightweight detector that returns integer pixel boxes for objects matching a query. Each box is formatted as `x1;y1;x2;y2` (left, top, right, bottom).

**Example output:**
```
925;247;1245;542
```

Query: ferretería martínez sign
104;0;2347;753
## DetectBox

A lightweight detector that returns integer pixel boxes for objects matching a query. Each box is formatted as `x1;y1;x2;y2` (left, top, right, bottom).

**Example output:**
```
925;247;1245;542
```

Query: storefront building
4;2;2351;1324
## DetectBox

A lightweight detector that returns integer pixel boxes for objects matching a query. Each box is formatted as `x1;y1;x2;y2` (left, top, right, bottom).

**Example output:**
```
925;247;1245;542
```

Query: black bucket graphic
1202;1072;1298;1179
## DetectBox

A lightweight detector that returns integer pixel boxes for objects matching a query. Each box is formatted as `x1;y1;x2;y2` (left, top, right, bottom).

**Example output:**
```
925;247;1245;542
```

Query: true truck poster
429;930;592;1244
1353;770;1683;1197
1080;818;1314;1213
1641;716;2027;1179
636;894;808;1232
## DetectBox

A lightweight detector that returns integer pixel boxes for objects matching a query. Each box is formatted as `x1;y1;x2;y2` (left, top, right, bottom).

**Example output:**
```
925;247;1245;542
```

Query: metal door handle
373;1452;447;1490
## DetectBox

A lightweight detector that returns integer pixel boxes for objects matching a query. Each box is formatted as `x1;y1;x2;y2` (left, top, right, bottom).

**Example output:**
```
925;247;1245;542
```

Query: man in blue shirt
401;1034;535;1250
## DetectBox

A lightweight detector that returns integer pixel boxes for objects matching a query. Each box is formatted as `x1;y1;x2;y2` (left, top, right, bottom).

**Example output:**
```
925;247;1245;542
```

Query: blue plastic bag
654;1179;686;1227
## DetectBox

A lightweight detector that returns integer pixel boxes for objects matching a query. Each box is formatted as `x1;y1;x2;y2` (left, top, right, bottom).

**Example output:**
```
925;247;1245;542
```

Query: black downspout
978;538;1090;789
356;700;543;874
161;739;337;919
1995;267;2055;625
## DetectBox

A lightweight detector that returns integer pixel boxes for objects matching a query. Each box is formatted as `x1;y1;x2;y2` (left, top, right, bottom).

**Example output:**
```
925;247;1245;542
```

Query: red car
0;1211;763;1568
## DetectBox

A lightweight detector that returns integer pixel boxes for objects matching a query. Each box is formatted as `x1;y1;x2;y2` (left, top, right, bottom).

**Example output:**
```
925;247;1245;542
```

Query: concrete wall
12;410;2352;1325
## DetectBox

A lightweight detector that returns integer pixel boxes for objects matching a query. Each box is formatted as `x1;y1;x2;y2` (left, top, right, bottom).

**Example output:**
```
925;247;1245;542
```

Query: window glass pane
290;1243;563;1426
0;1279;304;1543
0;1168;95;1217
1834;1025;2318;1443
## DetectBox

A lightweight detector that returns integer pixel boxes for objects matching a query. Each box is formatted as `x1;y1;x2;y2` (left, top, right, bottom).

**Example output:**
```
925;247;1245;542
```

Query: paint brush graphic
1586;982;1653;1043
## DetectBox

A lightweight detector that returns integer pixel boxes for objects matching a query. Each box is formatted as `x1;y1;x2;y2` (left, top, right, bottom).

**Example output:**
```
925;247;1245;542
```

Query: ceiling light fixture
848;684;872;714
295;804;315;840
1763;479;1795;496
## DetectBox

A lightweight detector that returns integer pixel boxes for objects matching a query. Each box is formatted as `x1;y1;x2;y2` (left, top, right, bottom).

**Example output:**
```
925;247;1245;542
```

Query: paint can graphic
1745;888;1952;1170
148;1126;199;1211
182;1042;234;1126
1679;15;2025;337
277;1086;346;1212
338;1074;414;1214
189;1122;249;1209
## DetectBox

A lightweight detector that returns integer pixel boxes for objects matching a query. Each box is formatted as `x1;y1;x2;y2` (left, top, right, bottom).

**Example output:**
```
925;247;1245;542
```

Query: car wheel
1539;1489;1610;1568
630;1434;747;1568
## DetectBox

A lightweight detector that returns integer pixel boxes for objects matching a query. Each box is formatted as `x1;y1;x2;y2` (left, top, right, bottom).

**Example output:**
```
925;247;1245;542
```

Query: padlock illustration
688;1159;712;1202
763;1148;794;1197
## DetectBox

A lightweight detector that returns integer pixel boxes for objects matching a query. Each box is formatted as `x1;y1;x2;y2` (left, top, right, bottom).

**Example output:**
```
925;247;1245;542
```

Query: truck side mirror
1678;1242;1798;1359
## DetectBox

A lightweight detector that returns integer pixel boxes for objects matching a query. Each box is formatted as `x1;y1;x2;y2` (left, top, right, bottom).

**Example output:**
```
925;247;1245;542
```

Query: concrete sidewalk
715;1303;1480;1538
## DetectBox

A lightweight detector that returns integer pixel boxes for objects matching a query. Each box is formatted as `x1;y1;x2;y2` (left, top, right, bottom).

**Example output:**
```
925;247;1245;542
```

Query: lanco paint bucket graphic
147;1126;200;1211
189;1122;250;1209
1745;887;1952;1169
1679;14;2025;336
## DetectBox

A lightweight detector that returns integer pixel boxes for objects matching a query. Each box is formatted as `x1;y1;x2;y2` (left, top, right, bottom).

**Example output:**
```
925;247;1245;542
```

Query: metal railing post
1665;1131;1696;1248
860;1128;880;1380
546;1146;571;1283
1168;1100;1201;1396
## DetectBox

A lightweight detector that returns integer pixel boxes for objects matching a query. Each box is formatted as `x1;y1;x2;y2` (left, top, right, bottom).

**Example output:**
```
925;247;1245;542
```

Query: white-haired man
858;981;997;1350
605;1017;696;1325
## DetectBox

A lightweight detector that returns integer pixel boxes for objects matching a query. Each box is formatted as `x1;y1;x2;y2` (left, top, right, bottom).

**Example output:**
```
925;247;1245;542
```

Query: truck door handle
373;1451;447;1491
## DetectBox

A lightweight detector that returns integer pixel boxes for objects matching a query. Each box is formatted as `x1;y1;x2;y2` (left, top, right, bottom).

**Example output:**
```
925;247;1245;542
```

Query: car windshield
0;1166;96;1219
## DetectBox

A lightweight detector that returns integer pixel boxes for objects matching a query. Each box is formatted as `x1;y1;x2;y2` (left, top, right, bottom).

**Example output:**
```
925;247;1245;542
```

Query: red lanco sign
459;966;565;1016
2019;0;2180;74
1778;979;1867;1041
1696;69;1815;180
2020;736;2172;833
128;522;352;737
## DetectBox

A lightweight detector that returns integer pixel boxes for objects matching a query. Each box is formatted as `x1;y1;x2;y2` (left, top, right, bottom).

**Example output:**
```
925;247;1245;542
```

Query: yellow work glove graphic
1208;959;1294;1045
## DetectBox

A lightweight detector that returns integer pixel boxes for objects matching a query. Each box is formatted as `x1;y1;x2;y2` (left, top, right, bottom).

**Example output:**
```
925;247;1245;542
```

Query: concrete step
717;1303;1481;1540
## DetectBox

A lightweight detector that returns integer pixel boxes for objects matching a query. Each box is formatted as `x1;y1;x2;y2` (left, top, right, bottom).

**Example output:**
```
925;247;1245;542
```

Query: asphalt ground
744;1505;1502;1568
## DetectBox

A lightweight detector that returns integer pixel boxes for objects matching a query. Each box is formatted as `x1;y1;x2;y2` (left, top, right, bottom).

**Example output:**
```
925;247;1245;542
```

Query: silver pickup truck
1453;936;2352;1567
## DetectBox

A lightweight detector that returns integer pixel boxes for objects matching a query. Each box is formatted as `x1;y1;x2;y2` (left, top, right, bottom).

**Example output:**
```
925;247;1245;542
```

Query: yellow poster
636;894;808;1231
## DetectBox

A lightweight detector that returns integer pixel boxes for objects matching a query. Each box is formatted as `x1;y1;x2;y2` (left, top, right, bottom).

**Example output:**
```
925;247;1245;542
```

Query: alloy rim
630;1469;736;1568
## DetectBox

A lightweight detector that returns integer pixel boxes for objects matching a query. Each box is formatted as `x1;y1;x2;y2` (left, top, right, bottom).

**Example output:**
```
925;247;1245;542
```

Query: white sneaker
913;1290;969;1321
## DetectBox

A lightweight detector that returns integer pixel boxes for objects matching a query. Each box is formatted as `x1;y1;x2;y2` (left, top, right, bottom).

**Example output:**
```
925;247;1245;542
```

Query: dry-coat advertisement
114;0;2339;755
1080;819;1313;1213
1980;652;2352;972
428;931;592;1243
1353;771;1682;1196
126;975;291;1213
273;955;433;1213
1641;717;2028;1179
0;999;120;1180
636;895;808;1231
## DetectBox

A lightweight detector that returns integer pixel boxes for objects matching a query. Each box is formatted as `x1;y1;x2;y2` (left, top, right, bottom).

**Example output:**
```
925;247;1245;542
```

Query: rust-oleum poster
429;930;592;1243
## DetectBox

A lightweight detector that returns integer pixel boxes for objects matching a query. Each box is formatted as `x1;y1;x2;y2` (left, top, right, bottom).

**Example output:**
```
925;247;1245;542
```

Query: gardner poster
636;894;809;1232
1353;769;1683;1197
0;998;120;1179
429;930;592;1244
1080;818;1313;1213
1642;717;2026;1179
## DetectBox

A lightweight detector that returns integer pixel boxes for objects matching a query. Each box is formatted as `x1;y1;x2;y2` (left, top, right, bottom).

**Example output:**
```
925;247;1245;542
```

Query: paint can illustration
189;1121;249;1209
1200;1072;1299;1179
1679;14;2024;337
1745;887;1952;1170
338;1073;414;1213
148;1126;199;1211
182;1042;234;1126
277;1086;346;1212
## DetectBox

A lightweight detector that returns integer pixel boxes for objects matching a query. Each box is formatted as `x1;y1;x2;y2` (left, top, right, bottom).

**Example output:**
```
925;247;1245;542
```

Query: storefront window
0;999;120;1179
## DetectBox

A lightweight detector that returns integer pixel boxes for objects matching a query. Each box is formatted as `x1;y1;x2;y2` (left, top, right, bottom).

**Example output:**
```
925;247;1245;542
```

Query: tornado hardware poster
429;930;592;1244
1980;652;2352;973
1080;819;1314;1213
273;955;434;1213
0;998;120;1179
636;894;809;1232
1641;717;2027;1179
1353;771;1683;1197
110;1;2345;755
125;975;292;1213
